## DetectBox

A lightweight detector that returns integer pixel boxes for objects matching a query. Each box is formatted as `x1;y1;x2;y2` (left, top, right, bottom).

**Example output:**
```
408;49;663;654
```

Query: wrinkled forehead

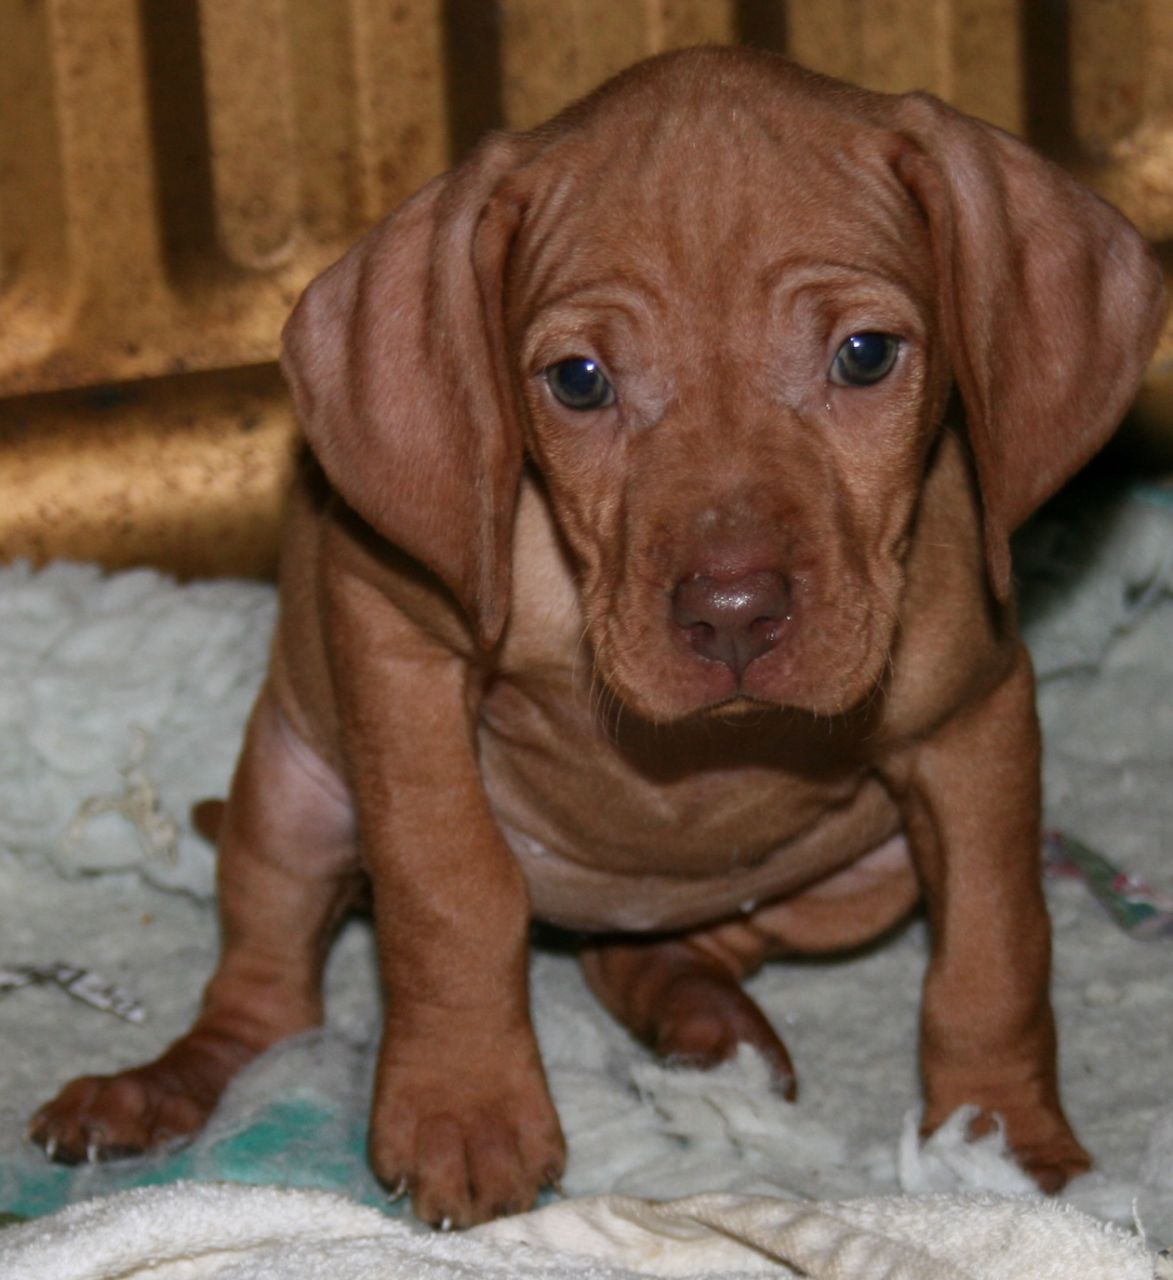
506;92;934;323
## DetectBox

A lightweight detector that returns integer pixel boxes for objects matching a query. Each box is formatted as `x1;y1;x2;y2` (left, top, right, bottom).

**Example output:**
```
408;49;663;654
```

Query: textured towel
0;1182;1165;1279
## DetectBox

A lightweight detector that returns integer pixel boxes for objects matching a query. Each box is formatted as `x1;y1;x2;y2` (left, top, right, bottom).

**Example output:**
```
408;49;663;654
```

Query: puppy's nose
672;570;790;675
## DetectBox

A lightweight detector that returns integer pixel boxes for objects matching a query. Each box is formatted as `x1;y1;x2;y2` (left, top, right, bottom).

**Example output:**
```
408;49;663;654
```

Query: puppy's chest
480;672;860;836
474;671;898;931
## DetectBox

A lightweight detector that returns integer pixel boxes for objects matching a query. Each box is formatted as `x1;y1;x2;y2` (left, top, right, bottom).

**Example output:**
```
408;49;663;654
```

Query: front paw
369;1057;566;1228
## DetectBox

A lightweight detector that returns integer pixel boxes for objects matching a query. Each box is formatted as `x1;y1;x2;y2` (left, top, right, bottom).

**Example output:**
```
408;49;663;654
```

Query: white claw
44;1136;58;1161
439;1217;453;1233
86;1140;100;1165
387;1178;409;1203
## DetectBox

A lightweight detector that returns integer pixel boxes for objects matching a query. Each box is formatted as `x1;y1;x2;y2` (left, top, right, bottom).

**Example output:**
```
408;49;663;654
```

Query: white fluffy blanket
1;488;1171;1277
2;1182;1167;1279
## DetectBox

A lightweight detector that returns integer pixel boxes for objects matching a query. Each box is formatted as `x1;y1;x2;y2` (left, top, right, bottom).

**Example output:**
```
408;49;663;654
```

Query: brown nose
672;570;790;675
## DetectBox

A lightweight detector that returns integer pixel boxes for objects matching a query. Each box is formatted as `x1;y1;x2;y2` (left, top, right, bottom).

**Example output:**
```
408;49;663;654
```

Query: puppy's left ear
893;93;1167;601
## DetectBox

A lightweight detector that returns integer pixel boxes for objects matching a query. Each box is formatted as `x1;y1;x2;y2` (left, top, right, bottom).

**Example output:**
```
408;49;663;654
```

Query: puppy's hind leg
30;686;361;1164
580;926;798;1099
580;841;921;1100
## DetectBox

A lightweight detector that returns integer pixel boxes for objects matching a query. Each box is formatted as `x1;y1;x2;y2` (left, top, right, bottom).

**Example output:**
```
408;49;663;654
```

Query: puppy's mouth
682;691;784;720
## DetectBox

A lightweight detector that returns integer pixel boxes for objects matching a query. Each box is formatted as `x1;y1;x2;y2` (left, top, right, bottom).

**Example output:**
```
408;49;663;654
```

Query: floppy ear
280;134;530;647
892;93;1167;601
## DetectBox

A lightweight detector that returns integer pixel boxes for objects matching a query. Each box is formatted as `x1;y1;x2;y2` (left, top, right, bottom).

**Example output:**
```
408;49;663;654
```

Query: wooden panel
1068;0;1173;460
787;0;1022;132
0;368;296;578
0;0;448;397
199;0;300;269
348;0;451;222
0;0;69;368
0;0;1168;574
499;0;736;128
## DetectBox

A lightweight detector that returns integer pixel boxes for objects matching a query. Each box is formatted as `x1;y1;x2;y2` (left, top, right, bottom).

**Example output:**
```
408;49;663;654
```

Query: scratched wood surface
0;0;1168;574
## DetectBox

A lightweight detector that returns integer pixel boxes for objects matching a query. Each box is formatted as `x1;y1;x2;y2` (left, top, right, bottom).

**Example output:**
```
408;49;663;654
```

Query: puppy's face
507;105;947;722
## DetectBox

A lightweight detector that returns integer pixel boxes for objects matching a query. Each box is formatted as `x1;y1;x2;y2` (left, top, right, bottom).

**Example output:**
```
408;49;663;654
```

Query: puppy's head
283;47;1166;721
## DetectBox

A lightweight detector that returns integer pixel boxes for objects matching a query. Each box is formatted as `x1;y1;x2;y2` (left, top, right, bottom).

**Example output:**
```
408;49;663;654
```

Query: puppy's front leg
323;543;564;1228
885;644;1089;1192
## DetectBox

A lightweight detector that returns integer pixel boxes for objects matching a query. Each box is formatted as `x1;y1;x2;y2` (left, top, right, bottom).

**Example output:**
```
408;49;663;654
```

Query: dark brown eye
831;333;900;386
545;358;615;410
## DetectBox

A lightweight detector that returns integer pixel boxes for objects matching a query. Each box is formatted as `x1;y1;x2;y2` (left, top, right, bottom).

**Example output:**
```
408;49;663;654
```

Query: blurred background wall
1;0;1169;578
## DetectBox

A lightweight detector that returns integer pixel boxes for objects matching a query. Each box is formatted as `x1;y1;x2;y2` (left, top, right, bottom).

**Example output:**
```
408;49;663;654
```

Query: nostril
748;615;781;646
685;620;717;649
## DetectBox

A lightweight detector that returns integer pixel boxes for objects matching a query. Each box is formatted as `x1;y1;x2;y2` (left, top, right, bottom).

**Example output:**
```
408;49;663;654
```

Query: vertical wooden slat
1149;0;1173;123
789;0;1019;129
1066;0;1172;463
1069;0;1149;153
1067;0;1173;238
198;0;299;268
861;0;950;96
785;0;867;85
0;0;69;361
349;0;451;221
498;0;738;131
949;0;1021;132
284;0;359;243
46;0;167;327
498;0;652;129
650;0;736;50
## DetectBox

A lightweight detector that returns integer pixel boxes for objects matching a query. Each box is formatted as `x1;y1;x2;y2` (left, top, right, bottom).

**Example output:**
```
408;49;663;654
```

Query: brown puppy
32;47;1165;1226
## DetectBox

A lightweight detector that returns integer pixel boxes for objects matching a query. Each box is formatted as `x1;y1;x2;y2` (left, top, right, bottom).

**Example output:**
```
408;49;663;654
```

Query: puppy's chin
693;694;774;719
592;642;890;727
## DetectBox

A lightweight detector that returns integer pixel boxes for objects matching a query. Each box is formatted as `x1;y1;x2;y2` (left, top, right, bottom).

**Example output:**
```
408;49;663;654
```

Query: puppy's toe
410;1112;533;1226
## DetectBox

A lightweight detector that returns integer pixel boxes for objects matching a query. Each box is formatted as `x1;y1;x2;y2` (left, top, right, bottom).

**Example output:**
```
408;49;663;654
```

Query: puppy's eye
545;358;615;410
831;332;900;386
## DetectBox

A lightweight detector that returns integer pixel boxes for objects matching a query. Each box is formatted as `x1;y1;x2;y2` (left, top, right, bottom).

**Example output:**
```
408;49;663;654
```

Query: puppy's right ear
281;135;531;648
